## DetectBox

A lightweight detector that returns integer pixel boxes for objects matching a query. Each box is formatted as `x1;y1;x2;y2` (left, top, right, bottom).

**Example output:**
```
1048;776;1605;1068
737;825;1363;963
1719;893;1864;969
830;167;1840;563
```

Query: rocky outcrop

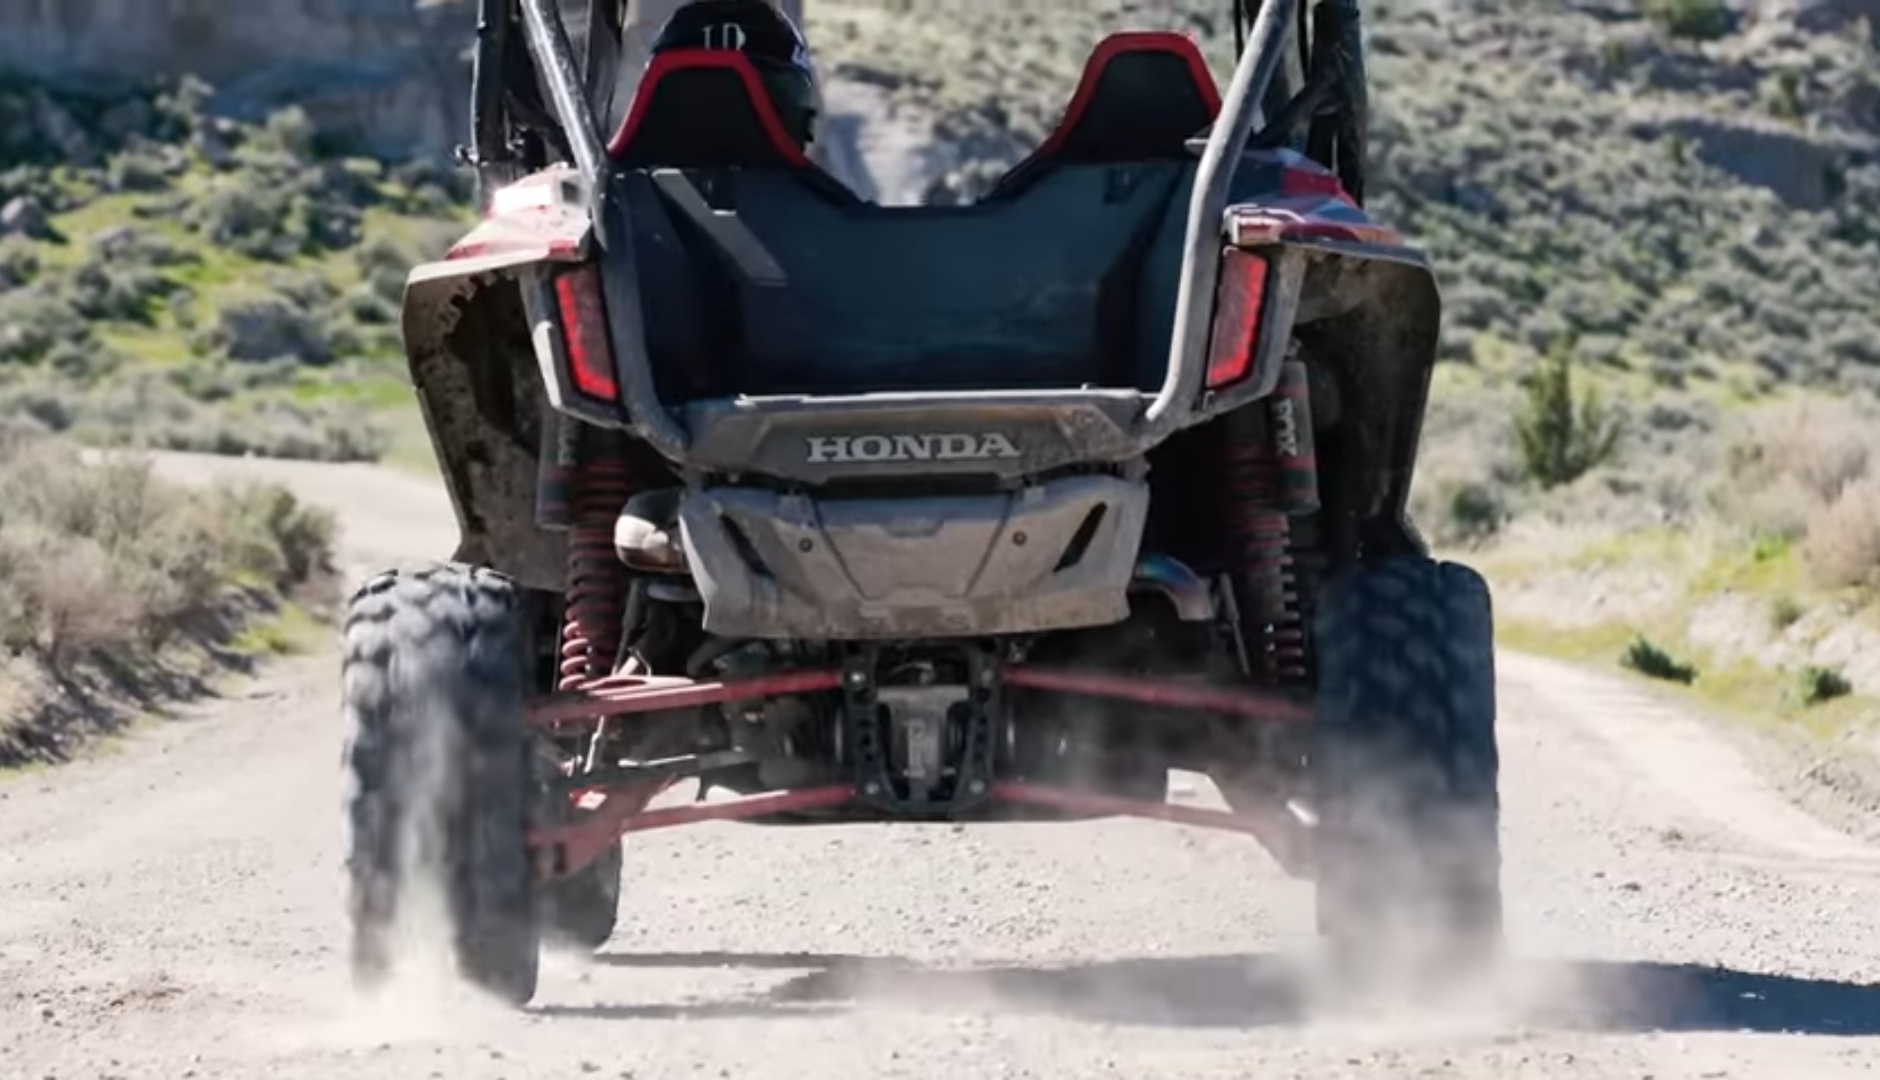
1632;112;1871;210
0;0;476;160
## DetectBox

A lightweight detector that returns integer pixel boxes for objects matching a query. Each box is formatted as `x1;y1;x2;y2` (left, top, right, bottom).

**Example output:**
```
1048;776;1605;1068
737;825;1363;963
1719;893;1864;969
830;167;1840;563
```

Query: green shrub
1767;69;1805;121
353;233;414;303
259;106;318;162
0;290;91;366
41;338;128;382
151;75;214;142
1622;635;1697;684
1642;0;1732;42
1443;481;1508;543
60;258;173;324
183;184;305;260
1750;531;1791;564
107;145;175;192
205;285;334;365
0;237;38;286
342;283;399;326
1770;595;1805;630
1515;347;1624;488
1796;664;1853;707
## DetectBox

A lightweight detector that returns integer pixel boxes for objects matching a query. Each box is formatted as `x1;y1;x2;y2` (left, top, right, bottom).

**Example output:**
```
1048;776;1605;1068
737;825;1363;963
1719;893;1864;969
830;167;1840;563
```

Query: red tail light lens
554;265;618;401
1204;248;1270;389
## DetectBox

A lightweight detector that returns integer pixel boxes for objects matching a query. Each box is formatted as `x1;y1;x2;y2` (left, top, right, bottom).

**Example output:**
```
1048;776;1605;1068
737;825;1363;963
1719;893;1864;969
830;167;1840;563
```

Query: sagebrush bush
1724;400;1880;573
1740;401;1874;505
1642;0;1733;42
205;285;335;365
259;106;318;161
219;483;338;590
0;237;38;286
353;233;415;304
61;258;173;324
0;289;92;366
1770;595;1805;630
107;144;175;192
0;371;391;464
1803;476;1880;589
183;184;305;261
0;436;335;669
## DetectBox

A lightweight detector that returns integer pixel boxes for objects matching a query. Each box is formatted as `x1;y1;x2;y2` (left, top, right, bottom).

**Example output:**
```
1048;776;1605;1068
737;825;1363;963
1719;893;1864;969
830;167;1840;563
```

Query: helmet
649;0;820;147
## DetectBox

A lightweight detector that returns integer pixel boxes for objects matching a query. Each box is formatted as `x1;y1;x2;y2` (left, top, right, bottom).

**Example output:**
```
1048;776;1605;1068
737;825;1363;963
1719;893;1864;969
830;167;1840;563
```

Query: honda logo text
806;433;1023;465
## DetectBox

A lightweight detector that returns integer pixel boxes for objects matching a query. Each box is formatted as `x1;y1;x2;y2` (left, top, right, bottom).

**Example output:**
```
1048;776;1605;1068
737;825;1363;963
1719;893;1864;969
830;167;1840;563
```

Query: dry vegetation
1724;398;1880;590
0;66;451;763
0;431;336;766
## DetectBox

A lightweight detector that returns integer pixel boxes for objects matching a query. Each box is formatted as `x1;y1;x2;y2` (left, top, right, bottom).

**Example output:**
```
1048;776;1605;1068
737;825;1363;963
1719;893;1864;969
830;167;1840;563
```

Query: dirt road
4;452;1879;1080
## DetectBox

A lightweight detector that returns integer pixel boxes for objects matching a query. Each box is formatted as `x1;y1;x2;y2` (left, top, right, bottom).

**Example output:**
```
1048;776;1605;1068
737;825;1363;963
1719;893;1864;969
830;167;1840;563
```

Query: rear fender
430;164;593;269
400;165;599;590
1194;152;1443;536
1290;247;1442;531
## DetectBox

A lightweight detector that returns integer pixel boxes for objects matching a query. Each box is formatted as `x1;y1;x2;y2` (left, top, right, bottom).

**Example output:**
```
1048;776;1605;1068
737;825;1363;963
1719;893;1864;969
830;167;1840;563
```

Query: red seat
984;31;1222;200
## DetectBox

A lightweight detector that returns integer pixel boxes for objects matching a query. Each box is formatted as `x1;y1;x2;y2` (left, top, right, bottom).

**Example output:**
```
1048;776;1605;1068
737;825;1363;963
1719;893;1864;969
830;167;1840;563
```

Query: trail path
3;451;1877;1079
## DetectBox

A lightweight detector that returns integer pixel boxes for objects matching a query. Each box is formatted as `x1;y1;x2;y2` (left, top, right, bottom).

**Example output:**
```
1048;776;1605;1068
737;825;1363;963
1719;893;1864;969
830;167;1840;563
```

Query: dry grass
1804;476;1880;590
0;433;336;764
1726;398;1876;532
1719;398;1880;588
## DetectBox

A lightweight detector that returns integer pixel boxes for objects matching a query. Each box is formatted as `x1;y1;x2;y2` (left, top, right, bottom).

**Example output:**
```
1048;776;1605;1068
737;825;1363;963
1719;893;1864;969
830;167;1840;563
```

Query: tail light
1204;247;1271;390
554;265;618;401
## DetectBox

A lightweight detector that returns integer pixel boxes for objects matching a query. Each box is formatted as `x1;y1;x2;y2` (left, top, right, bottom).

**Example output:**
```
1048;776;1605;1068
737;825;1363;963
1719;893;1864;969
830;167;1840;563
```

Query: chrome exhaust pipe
1132;553;1217;622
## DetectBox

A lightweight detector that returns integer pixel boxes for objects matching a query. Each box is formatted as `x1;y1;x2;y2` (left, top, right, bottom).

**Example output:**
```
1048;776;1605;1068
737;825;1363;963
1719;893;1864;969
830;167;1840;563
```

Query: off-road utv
343;0;1500;1006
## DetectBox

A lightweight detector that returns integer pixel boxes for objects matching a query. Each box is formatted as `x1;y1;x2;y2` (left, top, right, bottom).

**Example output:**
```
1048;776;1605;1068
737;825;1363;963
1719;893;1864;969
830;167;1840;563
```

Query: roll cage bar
458;0;1370;447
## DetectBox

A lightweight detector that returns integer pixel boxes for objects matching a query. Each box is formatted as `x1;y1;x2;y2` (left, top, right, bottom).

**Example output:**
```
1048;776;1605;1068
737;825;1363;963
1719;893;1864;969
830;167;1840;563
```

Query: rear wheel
542;837;623;950
342;564;542;1005
1310;555;1501;984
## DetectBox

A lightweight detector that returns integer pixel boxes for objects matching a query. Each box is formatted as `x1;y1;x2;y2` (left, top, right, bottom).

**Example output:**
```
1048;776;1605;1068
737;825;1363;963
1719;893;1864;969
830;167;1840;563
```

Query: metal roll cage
465;0;1368;460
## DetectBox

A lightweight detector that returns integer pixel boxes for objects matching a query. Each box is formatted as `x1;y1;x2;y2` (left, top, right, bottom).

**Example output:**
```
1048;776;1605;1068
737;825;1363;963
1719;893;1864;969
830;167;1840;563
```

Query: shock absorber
553;422;637;692
1222;359;1318;688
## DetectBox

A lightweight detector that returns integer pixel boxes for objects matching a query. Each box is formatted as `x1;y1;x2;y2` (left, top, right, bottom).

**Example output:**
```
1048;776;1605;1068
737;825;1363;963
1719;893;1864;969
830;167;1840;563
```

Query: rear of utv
341;0;1500;1006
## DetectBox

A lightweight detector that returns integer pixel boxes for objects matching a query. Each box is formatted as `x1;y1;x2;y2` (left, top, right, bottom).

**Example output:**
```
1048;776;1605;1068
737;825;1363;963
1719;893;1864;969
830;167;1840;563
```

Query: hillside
0;77;471;463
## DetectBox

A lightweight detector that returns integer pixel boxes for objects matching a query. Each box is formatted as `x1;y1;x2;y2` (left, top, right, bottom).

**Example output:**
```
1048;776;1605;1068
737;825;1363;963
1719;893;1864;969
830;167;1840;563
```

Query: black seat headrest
985;32;1221;200
608;49;810;169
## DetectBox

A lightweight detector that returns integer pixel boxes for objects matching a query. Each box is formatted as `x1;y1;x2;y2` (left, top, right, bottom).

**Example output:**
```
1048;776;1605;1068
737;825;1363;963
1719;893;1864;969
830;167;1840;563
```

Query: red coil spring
558;457;635;692
1222;436;1308;686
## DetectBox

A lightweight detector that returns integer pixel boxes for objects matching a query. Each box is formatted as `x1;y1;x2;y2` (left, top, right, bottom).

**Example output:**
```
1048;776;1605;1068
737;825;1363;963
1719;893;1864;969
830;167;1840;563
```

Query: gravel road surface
3;452;1877;1080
